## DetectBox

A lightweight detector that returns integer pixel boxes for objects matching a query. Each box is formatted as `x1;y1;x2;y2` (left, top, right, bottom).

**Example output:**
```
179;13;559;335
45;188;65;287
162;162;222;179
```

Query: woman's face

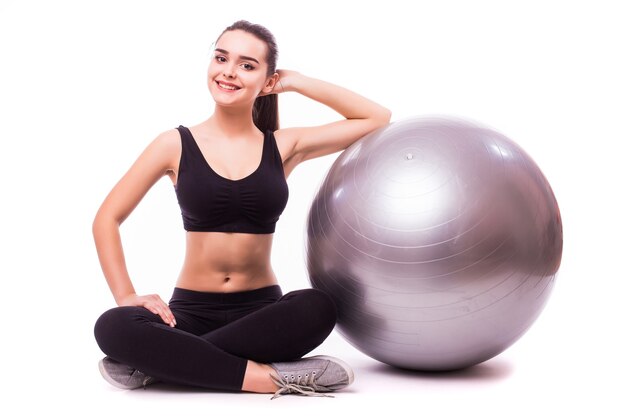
208;29;275;108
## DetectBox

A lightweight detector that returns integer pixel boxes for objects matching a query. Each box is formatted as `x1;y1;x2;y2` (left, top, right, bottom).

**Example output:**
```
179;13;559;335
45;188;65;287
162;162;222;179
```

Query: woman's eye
214;56;253;70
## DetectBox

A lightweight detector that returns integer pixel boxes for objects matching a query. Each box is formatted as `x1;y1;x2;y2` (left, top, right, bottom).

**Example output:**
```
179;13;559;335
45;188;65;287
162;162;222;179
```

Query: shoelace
142;376;155;389
128;369;156;390
269;373;334;400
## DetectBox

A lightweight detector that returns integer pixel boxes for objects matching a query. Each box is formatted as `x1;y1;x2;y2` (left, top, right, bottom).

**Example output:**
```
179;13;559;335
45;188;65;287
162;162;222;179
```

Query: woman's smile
216;80;241;92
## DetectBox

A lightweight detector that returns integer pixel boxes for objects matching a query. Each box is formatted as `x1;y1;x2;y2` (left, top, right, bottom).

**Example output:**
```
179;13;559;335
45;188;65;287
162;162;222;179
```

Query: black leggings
93;286;337;391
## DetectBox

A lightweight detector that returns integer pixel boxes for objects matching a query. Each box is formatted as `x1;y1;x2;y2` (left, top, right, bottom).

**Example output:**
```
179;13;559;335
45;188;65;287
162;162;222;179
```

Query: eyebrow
214;48;260;65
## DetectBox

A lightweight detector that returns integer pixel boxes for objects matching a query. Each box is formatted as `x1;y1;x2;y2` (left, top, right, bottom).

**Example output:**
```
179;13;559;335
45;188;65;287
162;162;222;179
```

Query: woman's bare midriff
167;127;297;293
175;231;279;293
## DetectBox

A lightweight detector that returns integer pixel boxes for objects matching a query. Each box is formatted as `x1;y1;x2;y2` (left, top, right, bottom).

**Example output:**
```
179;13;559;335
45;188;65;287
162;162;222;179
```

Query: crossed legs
94;287;337;392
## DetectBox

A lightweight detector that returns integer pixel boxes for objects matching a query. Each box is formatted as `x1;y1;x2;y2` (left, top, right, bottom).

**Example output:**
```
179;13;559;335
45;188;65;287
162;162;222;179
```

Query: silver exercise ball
305;116;563;371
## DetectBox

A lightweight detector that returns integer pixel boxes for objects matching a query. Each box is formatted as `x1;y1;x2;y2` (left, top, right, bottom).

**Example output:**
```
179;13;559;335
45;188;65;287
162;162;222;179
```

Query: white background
1;0;624;415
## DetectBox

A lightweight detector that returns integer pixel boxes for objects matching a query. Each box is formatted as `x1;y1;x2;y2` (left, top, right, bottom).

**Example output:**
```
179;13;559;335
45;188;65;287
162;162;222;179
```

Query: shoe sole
98;358;140;390
308;355;355;387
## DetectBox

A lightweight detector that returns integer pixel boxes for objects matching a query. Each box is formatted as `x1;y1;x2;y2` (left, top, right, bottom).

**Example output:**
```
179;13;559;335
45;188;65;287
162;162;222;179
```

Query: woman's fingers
143;295;177;327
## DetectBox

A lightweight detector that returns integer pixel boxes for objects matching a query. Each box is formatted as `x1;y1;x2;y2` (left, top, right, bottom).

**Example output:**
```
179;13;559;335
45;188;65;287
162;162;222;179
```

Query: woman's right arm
92;128;180;327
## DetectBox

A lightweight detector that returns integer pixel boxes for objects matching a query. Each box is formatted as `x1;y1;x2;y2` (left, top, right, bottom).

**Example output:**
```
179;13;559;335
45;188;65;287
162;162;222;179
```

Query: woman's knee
93;306;150;357
284;288;337;332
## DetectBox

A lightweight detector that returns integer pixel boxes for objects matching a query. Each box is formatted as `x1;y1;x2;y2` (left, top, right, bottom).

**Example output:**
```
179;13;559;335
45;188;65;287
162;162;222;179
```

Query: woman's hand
119;293;177;327
259;69;301;96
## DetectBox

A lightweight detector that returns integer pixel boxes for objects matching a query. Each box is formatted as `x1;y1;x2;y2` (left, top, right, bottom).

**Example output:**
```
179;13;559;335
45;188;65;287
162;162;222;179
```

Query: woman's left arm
274;70;392;164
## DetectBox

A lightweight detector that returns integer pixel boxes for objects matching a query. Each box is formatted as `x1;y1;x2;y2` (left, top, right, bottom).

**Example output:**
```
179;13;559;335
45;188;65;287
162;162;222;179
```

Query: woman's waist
179;231;276;291
176;265;279;293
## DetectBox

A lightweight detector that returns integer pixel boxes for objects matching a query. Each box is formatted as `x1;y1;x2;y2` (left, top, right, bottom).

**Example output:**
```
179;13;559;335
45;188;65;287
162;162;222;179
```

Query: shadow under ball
305;116;563;371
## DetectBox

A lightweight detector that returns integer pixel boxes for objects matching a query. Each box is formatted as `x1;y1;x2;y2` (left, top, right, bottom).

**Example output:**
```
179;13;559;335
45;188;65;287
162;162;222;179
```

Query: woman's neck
208;105;259;138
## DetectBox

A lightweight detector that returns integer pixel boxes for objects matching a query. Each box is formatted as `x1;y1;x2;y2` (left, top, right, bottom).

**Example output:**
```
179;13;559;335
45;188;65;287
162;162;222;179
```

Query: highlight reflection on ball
305;116;563;371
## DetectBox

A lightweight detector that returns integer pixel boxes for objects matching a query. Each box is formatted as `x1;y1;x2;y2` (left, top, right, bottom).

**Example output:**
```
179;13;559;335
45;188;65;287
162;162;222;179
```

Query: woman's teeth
218;82;238;90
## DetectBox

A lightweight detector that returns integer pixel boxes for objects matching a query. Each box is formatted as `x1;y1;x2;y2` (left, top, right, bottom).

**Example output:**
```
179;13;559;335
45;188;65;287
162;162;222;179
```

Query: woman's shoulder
150;126;183;149
135;127;183;169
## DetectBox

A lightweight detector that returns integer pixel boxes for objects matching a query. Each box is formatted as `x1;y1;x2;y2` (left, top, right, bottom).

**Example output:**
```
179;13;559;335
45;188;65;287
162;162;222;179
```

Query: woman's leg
202;288;337;364
94;287;339;393
94;306;248;391
201;287;339;393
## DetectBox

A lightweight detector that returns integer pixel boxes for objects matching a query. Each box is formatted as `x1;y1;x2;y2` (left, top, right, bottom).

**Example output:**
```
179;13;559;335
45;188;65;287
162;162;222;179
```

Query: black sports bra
173;125;289;234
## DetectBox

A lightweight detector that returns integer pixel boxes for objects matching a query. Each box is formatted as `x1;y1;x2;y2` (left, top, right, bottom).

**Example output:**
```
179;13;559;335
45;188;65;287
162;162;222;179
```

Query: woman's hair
216;20;279;133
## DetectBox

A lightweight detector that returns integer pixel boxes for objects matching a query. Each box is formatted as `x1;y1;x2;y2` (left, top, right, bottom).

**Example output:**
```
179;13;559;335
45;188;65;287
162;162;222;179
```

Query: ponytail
253;94;279;133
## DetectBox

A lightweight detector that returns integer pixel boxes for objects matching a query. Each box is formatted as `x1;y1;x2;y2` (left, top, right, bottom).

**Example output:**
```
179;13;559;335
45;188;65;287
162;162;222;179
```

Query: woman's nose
223;64;236;78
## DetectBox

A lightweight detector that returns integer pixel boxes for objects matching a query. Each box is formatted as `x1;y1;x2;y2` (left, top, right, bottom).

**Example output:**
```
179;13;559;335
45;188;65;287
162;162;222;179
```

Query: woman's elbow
92;213;109;239
92;207;123;237
381;107;392;123
372;107;392;127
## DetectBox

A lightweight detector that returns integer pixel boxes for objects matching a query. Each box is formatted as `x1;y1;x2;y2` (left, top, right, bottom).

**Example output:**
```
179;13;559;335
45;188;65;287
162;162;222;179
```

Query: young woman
93;19;391;399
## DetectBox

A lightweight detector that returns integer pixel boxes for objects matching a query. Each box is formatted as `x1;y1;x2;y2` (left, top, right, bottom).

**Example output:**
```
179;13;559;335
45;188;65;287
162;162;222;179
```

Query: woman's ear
261;72;280;95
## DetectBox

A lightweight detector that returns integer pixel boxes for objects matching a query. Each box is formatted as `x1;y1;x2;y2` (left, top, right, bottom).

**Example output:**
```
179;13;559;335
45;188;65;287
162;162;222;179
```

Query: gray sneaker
98;356;157;390
269;355;354;399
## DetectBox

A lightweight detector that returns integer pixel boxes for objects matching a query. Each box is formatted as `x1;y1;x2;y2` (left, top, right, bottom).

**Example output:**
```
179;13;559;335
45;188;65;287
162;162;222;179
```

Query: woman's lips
216;80;240;92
